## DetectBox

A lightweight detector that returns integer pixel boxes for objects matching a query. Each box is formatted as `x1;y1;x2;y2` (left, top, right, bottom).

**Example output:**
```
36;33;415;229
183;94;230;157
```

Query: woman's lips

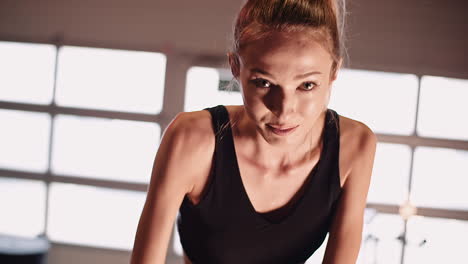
266;124;299;136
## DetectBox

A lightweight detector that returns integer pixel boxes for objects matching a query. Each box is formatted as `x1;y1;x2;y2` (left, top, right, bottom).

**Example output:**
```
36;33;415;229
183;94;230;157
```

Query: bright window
184;66;243;112
0;41;56;104
0;178;46;237
51;115;160;183
367;143;412;205
411;147;468;210
55;46;166;114
405;216;468;263
0;109;50;172
329;69;419;135
358;213;404;264
47;183;146;250
417;76;468;140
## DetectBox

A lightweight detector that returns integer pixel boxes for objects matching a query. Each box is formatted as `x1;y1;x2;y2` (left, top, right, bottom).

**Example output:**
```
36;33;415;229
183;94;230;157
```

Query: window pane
48;183;145;250
329;69;418;135
411;147;468;210
306;211;404;264
55;46;166;114
305;210;403;264
0;41;55;104
52;115;159;183
184;67;243;112
417;76;468;140
0;177;46;237
405;216;468;263
359;213;403;264
0;109;50;172
367;143;411;205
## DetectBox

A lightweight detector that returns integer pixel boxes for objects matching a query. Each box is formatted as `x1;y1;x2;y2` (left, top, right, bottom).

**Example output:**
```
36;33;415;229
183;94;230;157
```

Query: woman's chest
188;113;357;210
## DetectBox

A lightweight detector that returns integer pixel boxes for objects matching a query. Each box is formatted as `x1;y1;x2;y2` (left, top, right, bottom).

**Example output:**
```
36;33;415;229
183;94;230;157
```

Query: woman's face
233;30;339;144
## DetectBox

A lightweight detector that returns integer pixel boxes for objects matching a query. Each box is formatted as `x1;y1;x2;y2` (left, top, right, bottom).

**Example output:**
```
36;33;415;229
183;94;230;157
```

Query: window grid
399;74;421;264
0;42;467;263
0;42;168;240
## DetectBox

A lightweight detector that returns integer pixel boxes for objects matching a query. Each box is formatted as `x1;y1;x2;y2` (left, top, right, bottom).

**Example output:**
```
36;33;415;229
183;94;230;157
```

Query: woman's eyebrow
249;68;322;79
249;68;272;77
295;71;322;79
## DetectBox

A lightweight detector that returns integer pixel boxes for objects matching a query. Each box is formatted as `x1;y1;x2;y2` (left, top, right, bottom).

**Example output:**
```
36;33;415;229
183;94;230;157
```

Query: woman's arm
130;112;214;264
322;124;377;264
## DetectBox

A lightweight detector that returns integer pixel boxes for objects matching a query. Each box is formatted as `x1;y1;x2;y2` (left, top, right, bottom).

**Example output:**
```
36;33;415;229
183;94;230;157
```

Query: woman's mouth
266;124;299;136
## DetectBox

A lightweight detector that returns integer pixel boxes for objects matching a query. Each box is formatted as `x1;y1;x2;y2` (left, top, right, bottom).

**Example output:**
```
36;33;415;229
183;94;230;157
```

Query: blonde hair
229;0;347;79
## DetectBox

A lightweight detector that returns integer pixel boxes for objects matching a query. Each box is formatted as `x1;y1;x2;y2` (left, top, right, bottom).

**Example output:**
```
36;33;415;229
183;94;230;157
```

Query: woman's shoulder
337;113;375;139
336;112;377;187
167;109;220;200
169;109;216;148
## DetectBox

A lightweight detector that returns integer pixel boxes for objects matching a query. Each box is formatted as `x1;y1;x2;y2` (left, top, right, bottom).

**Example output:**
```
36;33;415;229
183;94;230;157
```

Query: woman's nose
265;88;296;121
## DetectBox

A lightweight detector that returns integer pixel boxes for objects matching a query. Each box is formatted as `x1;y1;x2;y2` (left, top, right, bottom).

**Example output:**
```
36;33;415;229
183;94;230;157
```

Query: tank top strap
323;108;343;205
202;105;232;145
326;108;340;142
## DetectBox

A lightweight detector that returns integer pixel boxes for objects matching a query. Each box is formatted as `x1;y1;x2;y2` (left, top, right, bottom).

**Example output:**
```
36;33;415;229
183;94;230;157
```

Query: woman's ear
227;52;240;79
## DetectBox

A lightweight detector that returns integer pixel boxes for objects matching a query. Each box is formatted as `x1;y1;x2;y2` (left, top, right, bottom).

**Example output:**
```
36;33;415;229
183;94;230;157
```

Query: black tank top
177;105;343;264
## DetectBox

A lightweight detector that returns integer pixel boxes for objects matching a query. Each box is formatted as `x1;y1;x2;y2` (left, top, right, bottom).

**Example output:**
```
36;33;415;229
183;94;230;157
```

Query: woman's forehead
240;32;333;75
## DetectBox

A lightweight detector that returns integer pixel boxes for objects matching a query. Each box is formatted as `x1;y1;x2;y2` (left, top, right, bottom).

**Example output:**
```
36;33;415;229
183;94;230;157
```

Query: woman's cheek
298;98;321;117
241;94;267;123
241;86;262;107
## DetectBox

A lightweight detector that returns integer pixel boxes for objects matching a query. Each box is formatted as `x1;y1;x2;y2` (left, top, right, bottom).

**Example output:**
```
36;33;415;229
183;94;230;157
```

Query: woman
131;0;377;263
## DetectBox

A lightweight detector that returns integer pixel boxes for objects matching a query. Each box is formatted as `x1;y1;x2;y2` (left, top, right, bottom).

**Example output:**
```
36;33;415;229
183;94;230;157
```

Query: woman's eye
301;82;316;91
252;78;272;88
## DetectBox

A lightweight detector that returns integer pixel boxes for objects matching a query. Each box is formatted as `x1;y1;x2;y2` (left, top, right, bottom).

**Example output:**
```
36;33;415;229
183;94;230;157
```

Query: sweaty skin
182;31;376;263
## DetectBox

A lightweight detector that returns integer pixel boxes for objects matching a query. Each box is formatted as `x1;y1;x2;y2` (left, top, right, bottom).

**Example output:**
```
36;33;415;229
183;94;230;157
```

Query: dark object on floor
0;234;50;264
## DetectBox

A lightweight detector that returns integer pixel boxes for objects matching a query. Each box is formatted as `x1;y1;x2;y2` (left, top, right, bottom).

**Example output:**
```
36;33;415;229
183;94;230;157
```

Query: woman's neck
230;105;326;171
